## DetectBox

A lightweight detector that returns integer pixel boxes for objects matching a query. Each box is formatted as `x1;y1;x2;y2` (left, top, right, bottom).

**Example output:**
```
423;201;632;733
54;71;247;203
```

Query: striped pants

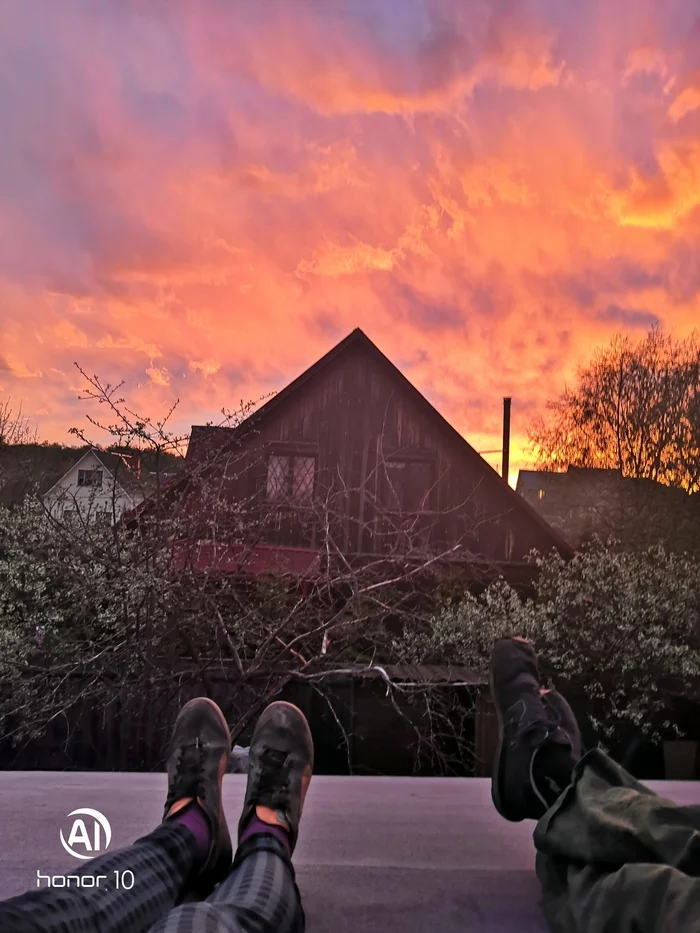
0;825;304;933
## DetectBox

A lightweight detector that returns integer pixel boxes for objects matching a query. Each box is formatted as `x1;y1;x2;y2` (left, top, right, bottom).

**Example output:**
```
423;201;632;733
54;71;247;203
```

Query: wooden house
163;327;571;583
125;329;572;776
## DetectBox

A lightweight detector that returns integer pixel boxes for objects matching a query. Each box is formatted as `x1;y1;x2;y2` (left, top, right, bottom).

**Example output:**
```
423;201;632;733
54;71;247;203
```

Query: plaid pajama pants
0;824;304;933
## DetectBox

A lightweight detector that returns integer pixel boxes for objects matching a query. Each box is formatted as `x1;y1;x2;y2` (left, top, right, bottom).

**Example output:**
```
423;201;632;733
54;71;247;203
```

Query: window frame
379;454;436;514
265;446;318;505
77;468;104;488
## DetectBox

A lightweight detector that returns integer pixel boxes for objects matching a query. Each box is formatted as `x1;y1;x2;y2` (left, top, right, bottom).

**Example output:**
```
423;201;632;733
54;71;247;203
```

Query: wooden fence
1;671;496;776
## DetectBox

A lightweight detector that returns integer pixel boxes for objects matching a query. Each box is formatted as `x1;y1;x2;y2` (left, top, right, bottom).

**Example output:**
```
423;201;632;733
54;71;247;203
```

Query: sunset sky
1;0;699;483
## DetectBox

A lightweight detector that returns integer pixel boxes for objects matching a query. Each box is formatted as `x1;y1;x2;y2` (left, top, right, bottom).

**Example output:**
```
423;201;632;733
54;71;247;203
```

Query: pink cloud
0;0;698;476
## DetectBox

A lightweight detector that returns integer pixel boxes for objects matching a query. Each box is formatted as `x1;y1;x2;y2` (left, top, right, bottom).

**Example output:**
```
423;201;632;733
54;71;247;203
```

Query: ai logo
60;809;112;860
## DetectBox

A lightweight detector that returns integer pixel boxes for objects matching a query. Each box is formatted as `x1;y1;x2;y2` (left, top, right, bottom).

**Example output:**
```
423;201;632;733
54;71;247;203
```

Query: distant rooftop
186;425;237;464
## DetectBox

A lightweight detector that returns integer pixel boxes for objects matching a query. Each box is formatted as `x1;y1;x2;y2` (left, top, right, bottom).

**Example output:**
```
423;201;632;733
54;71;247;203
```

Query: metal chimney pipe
502;397;511;483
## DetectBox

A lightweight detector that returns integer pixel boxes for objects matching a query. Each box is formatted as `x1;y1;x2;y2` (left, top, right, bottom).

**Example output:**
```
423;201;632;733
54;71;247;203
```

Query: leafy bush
396;543;700;740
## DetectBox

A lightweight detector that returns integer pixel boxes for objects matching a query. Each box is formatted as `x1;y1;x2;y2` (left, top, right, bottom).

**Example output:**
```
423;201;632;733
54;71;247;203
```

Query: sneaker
490;638;577;822
162;697;232;893
237;701;314;854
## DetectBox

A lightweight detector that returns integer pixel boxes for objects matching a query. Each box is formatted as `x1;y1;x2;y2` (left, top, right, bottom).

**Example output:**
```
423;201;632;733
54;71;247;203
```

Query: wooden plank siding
1;670;490;776
179;334;567;566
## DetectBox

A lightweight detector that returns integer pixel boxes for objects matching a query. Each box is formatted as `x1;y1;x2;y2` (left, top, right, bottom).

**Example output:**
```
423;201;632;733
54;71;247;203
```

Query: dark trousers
535;747;700;933
0;825;304;933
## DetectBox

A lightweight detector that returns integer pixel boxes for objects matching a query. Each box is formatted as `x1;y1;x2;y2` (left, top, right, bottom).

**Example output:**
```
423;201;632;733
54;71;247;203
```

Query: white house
43;449;146;527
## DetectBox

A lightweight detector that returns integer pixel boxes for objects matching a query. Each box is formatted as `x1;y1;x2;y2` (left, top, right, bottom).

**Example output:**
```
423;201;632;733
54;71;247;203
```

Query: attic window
266;454;316;503
78;469;103;487
381;459;434;512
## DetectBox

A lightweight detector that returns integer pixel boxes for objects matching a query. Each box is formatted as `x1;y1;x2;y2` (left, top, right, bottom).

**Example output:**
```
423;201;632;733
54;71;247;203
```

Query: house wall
191;343;561;561
44;451;136;525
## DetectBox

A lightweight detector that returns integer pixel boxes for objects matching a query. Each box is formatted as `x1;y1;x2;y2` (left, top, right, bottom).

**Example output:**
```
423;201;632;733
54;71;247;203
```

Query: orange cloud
146;365;171;388
97;335;163;358
0;0;698;480
3;358;44;380
624;47;672;85
188;1;564;116
188;359;222;377
670;83;700;121
51;320;89;348
296;240;398;278
611;140;700;229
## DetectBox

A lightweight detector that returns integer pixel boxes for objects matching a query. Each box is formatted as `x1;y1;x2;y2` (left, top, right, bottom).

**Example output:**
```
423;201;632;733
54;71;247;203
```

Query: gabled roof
43;448;147;501
186;425;240;464
184;328;573;557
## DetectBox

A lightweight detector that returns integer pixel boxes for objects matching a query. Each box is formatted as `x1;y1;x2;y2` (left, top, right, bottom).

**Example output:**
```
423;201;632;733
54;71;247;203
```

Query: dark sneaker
163;697;232;893
490;638;577;822
238;701;314;854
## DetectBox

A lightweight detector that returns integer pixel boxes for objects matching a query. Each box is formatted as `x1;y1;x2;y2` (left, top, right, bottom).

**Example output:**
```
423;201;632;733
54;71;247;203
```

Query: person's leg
534;748;700;933
148;700;312;933
489;637;700;933
0;696;233;933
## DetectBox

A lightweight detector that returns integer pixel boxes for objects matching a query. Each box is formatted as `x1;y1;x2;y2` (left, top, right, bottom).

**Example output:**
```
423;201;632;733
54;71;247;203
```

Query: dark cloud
397;284;465;332
550;260;666;310
307;311;349;343
665;243;700;303
597;304;661;328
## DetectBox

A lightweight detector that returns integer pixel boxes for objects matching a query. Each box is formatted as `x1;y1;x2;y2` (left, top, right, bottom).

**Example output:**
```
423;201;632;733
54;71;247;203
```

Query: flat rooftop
1;773;698;932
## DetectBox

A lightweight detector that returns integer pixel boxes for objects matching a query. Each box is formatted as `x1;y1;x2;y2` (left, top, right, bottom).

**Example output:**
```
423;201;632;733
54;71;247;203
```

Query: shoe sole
193;697;231;817
252;700;314;760
489;663;519;822
181;696;231;738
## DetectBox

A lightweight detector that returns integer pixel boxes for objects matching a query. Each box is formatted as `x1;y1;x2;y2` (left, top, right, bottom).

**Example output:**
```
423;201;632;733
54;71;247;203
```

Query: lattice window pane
266;455;289;501
292;457;315;501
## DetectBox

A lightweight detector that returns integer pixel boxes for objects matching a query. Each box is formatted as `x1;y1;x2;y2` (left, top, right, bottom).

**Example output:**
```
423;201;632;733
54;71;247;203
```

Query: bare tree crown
529;328;700;493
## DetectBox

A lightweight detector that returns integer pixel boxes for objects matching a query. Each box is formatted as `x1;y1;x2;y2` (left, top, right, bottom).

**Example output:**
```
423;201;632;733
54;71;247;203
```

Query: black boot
490;639;580;821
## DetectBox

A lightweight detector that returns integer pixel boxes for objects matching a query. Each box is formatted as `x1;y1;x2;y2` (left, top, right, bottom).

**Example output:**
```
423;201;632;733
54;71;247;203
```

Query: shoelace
505;698;560;750
167;738;205;808
254;746;290;806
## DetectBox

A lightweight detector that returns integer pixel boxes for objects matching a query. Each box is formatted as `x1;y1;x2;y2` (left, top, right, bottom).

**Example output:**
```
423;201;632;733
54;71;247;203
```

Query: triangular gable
184;328;572;557
42;449;103;499
43;448;136;502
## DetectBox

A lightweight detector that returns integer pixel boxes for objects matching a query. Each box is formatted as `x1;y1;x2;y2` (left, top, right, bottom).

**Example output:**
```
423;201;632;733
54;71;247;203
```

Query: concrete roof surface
1;774;698;932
